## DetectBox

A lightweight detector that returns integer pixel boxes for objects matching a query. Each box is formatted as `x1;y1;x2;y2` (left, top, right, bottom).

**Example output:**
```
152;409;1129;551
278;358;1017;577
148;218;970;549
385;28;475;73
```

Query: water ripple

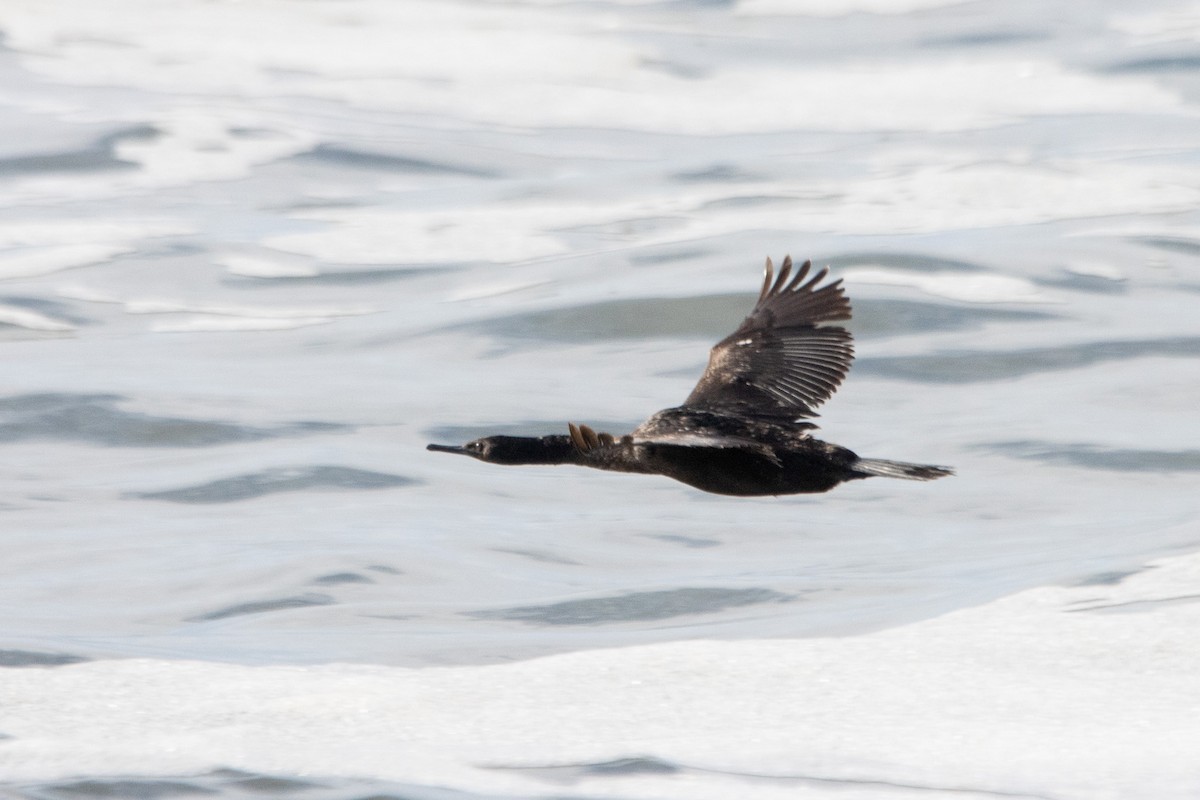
856;336;1200;383
188;593;335;622
467;587;792;626
0;650;89;668
132;466;415;504
0;394;348;448
981;441;1200;473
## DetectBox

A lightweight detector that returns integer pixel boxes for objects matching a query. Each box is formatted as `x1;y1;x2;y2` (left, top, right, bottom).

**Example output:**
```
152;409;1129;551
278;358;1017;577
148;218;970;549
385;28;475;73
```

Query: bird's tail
852;458;954;481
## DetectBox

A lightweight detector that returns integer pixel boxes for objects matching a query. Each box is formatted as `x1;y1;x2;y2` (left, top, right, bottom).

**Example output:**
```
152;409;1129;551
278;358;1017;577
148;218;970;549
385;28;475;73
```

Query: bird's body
428;257;953;496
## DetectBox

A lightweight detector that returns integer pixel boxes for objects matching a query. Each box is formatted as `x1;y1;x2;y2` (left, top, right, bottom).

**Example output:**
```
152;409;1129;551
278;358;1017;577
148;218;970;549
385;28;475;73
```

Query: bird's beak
427;443;470;456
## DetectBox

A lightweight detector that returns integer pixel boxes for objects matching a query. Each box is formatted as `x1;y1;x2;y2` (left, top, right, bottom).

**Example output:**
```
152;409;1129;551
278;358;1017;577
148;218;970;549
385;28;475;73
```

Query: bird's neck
504;435;578;465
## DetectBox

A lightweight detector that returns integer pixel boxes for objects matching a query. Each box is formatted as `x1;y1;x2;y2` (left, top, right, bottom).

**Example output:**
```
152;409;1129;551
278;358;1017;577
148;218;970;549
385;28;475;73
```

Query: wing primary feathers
763;256;823;300
783;259;815;294
683;255;855;419
799;265;828;293
758;256;775;304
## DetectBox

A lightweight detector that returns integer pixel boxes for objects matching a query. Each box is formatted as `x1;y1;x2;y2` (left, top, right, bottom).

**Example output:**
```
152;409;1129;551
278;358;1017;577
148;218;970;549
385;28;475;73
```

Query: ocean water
2;0;1200;798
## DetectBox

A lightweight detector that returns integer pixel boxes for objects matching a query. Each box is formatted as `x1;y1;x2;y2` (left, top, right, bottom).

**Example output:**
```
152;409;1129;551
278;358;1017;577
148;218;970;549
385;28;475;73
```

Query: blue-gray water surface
2;0;1200;796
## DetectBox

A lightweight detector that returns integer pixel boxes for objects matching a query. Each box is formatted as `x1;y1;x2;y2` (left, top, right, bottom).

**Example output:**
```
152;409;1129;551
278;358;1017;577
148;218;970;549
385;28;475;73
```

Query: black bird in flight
428;256;953;496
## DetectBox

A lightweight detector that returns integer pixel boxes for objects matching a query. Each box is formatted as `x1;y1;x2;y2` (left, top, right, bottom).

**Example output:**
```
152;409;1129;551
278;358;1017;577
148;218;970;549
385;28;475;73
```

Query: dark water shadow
980;441;1200;473
0;296;94;326
464;295;746;343
856;336;1200;383
132;466;415;504
0;650;89;668
188;593;335;622
1067;593;1200;614
457;295;1055;346
1103;54;1200;74
491;547;583;566
0;125;156;177
850;299;1057;339
499;756;679;783
629;246;715;265
825;251;991;273
1073;569;1146;587
492;755;1050;798
18;778;221;799
1032;273;1127;294
467;587;791;626
1133;235;1200;256
8;769;520;800
290;144;498;178
920;29;1048;48
645;533;722;549
311;572;375;586
226;266;442;287
0;394;348;448
670;163;762;183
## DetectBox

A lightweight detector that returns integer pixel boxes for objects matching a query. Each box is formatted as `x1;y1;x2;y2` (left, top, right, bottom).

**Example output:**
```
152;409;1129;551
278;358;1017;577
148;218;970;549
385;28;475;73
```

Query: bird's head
426;435;573;465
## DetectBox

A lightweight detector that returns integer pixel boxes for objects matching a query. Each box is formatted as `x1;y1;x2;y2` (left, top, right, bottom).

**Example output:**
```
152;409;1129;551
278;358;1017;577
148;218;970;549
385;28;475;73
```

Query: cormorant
427;256;953;496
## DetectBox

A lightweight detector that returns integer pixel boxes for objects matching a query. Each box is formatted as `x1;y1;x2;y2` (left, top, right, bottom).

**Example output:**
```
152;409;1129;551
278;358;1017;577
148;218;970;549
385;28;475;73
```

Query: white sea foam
0;1;640;103
325;59;1185;134
0;221;189;279
816;159;1200;234
53;285;125;304
54;284;375;330
0;304;74;332
0;244;129;281
736;0;972;16
122;300;376;318
148;316;336;332
215;254;320;279
265;206;593;265
2;549;1198;798
266;158;1200;266
0;2;1184;134
122;298;377;333
1064;260;1127;281
111;108;316;187
0;221;187;250
842;268;1050;303
1109;3;1200;44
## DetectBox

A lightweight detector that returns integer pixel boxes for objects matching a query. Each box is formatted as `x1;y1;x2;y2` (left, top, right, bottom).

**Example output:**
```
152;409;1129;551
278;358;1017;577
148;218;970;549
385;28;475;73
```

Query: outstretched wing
683;256;853;419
